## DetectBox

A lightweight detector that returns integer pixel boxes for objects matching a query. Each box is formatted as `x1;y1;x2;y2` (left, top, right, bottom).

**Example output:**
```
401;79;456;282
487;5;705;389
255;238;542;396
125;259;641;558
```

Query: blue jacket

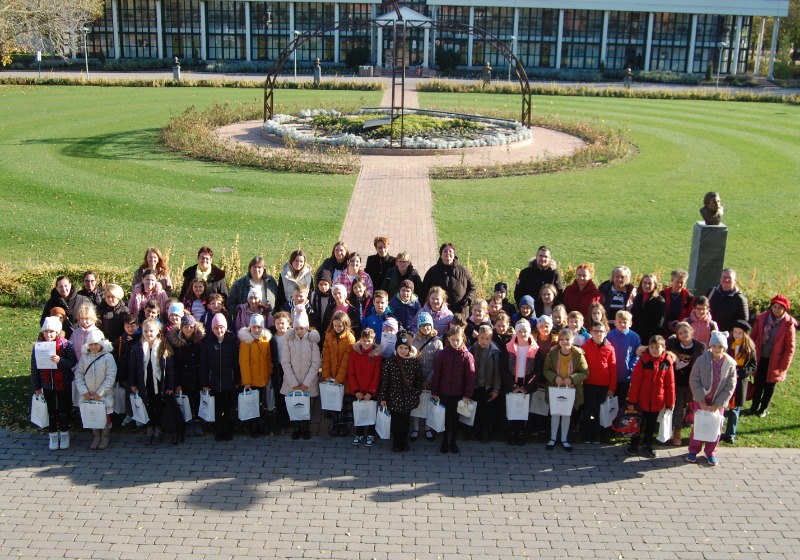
607;328;640;383
363;310;392;343
389;295;420;332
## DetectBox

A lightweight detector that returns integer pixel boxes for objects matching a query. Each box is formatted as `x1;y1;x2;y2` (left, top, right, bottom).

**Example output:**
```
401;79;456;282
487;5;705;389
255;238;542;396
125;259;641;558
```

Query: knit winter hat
383;317;399;333
250;314;265;328
86;330;105;345
168;302;184;317
417;312;433;327
514;318;532;334
519;295;535;312
211;313;228;329
41;316;62;333
181;315;196;327
536;315;553;328
294;311;310;329
247;287;261;300
395;332;412;351
318;270;333;284
770;294;791;311
709;330;729;349
400;279;414;291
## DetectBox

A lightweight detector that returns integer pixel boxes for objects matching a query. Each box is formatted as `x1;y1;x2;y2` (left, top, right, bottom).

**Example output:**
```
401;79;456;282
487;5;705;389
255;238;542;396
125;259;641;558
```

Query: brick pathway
2;429;800;559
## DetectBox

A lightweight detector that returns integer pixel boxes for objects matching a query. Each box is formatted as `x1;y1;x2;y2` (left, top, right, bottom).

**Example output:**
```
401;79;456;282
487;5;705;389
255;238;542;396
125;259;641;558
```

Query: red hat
770;294;790;311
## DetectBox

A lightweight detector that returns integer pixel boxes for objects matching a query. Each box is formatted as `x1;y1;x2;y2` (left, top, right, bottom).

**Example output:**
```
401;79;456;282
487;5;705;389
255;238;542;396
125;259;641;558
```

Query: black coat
365;254;397;292
179;264;228;302
631;293;666;346
382;265;424;300
128;339;176;403
421;257;476;317
98;300;129;342
514;263;564;313
706;286;749;333
378;354;425;412
41;286;92;339
199;331;240;392
168;324;206;392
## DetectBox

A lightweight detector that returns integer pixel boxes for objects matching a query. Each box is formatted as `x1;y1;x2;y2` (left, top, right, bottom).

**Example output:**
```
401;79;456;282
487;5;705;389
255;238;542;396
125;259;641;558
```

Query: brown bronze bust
700;191;724;225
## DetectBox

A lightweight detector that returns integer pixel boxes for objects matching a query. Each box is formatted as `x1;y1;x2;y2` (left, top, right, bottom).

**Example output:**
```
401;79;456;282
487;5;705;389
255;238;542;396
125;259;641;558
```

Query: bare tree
1;0;103;65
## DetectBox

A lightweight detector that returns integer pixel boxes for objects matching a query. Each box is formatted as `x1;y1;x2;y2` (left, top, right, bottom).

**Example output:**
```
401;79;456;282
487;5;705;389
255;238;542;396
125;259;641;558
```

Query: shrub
435;47;463;74
344;46;371;69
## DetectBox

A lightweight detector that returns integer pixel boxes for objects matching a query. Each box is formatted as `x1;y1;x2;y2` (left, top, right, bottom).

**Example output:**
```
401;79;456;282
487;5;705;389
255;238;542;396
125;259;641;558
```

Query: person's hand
422;381;430;390
165;389;173;396
131;386;139;394
489;391;498;401
35;390;43;396
176;386;183;393
564;378;573;387
299;384;309;391
244;385;251;391
364;393;372;401
355;392;364;400
83;392;92;401
202;386;209;393
627;404;635;411
50;355;60;364
380;400;387;408
555;377;564;387
607;390;615;399
432;394;439;401
462;396;470;403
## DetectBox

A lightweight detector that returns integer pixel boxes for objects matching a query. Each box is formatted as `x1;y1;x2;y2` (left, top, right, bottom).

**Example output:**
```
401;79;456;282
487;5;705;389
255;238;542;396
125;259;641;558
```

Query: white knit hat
41;317;62;333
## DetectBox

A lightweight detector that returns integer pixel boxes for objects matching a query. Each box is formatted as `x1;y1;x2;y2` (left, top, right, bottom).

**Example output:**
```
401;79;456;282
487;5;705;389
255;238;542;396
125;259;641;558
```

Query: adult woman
364;236;397;291
228;256;279;320
333;252;374;296
514;246;564;314
132;247;173;296
706;268;748;332
630;273;666;346
41;276;92;339
179;246;227;301
561;263;601;318
749;294;797;417
598;265;636;321
421;243;476;317
128;269;171;321
276;250;314;311
315;241;350;285
77;270;105;307
382;251;424;300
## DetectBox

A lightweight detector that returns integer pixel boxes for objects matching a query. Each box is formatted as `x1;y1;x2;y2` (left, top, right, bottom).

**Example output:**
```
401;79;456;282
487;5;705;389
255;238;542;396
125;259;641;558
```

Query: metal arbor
262;16;533;140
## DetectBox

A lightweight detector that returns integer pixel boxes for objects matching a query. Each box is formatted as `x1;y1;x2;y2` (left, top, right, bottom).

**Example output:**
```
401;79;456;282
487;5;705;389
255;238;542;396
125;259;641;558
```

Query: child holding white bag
542;328;588;452
379;332;425;452
74;330;117;450
686;331;737;467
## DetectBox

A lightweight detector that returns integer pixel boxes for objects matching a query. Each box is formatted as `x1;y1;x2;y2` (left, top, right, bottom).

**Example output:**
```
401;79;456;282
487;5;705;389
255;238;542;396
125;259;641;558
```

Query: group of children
32;246;797;468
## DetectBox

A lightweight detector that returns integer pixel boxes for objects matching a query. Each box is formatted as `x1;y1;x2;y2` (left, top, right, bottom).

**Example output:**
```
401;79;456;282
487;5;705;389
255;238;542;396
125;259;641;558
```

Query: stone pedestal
688;221;728;297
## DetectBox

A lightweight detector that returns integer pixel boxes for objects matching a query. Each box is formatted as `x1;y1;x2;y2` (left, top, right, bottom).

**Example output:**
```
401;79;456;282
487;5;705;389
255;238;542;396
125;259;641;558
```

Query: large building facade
86;0;789;74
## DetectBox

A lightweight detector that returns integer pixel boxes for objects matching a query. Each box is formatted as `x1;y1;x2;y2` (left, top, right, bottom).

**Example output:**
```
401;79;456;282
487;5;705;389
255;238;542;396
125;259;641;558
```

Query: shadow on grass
0;375;31;431
24;129;164;161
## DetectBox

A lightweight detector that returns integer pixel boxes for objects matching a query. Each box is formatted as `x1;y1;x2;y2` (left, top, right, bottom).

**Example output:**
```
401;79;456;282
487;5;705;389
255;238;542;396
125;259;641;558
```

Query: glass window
472;7;515;66
294;2;335;62
606;11;646;70
119;0;159;58
435;6;469;65
693;14;734;74
88;2;116;59
206;1;246;60
339;3;372;63
163;0;202;61
561;9;602;69
251;2;289;60
517;8;557;68
649;13;691;71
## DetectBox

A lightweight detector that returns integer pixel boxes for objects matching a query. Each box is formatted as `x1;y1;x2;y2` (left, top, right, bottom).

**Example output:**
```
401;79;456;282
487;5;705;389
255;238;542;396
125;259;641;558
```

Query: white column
200;1;207;61
754;17;766;75
112;0;120;59
377;26;383;68
555;9;564;69
644;12;654;71
431;6;437;67
731;16;742;75
289;2;295;44
512;8;519;42
334;3;340;64
244;2;251;61
156;0;163;58
423;27;429;68
467;6;474;67
600;10;609;66
687;14;697;73
767;18;780;80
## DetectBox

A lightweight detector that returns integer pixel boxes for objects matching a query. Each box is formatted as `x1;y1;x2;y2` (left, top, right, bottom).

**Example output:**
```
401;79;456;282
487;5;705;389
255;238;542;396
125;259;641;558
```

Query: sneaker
365;435;375;447
58;431;70;450
626;444;638;456
352;435;363;446
758;410;769;418
643;446;657;459
49;433;59;451
707;455;719;467
685;453;697;463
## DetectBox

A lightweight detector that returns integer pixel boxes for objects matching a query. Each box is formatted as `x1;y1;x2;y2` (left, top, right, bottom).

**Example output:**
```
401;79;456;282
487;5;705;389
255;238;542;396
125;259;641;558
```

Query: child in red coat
347;328;382;447
625;335;675;459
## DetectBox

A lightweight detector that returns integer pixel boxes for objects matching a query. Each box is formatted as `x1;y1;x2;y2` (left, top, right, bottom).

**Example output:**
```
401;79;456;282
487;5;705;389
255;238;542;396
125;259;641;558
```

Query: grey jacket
689;351;737;409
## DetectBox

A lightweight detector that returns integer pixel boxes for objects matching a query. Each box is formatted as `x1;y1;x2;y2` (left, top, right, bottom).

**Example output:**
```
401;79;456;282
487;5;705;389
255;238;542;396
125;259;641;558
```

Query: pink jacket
128;283;170;320
687;309;718;346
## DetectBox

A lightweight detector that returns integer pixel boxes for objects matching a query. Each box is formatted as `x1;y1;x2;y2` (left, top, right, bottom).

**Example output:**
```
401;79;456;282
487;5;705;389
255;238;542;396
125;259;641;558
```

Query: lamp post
508;35;516;82
715;40;729;90
81;26;90;78
293;30;301;81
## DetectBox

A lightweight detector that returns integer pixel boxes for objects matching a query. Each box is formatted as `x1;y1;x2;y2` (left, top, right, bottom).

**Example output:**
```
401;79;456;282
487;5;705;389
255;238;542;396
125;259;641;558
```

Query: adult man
514;246;564;313
706;268;748;332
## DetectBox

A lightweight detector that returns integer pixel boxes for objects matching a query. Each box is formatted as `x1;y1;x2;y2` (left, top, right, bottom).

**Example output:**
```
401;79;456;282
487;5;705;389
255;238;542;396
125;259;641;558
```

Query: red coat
751;311;797;383
628;351;675;413
582;339;617;391
347;340;382;396
562;280;601;318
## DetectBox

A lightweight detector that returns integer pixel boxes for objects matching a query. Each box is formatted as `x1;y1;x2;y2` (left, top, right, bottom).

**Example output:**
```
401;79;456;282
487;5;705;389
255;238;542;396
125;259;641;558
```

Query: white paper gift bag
31;394;49;428
174;392;193;422
426;399;446;432
237;390;261;421
506;393;531;421
692;409;722;442
130;393;150;424
198;390;216;422
112;384;127;414
410;390;431;418
529;388;549;416
352;399;378;427
458;400;478;427
80;400;107;429
656;407;674;443
375;406;392;439
285;391;311;422
599;396;620;428
319;382;345;412
548;387;576;416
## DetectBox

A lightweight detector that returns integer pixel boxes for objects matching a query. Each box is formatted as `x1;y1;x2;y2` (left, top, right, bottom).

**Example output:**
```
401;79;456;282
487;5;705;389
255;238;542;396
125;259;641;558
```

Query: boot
90;429;102;450
153;426;162;444
97;428;111;450
49;433;59;451
672;428;682;446
59;431;70;450
144;425;155;445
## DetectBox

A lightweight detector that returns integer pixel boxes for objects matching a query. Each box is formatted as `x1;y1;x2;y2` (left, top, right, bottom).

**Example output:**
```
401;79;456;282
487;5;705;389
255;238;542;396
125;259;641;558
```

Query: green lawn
420;92;800;292
0;85;381;271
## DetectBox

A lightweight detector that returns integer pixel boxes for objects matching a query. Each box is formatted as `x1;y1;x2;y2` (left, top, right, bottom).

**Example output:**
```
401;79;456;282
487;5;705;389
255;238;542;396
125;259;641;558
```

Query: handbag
31;394;49;429
656;407;673;443
693;409;722;442
599;396;620;428
80;400;108;429
198;390;216;422
548;386;576;416
375;406;392;439
130;393;150;424
458;399;478;427
352;399;378;427
425;399;446;432
174;392;193;422
112;384;127;414
529;388;549;416
285;391;311;422
238;390;261;421
319;381;345;412
505;393;530;421
410;390;431;418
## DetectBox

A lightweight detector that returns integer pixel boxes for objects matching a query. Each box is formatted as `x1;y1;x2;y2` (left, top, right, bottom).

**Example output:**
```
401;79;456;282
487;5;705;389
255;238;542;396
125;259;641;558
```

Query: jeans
724;407;740;438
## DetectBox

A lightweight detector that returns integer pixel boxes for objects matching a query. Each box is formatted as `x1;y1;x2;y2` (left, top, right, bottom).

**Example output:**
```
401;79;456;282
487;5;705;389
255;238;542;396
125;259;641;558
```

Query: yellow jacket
322;329;355;391
238;327;273;387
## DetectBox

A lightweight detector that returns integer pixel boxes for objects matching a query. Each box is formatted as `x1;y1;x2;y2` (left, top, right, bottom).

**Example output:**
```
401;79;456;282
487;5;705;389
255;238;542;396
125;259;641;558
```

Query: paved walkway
2;429;800;559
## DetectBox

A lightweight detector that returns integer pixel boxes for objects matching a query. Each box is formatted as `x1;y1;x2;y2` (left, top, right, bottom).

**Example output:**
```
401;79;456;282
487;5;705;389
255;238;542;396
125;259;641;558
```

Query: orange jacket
322;329;355;391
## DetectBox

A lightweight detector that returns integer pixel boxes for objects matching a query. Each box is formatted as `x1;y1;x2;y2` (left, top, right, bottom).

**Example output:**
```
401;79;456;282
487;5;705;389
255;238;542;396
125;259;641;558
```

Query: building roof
375;6;433;27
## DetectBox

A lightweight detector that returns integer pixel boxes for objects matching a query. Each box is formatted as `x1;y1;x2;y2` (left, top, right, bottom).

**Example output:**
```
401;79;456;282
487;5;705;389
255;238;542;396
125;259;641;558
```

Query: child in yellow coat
238;314;273;437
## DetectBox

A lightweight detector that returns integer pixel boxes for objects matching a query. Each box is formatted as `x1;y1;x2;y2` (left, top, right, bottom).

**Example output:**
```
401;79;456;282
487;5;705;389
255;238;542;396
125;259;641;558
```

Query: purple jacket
432;345;476;399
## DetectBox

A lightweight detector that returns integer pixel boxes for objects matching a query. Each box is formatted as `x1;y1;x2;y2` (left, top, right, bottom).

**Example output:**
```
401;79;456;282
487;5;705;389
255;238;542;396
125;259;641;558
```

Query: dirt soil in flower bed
216;120;585;169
